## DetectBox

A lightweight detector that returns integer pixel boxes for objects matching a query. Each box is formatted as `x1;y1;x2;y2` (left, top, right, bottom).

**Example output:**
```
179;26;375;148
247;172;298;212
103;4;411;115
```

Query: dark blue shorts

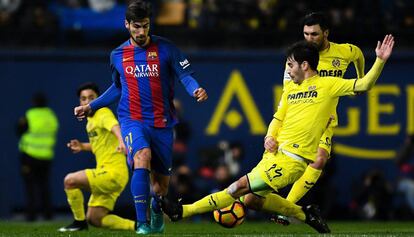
121;120;173;175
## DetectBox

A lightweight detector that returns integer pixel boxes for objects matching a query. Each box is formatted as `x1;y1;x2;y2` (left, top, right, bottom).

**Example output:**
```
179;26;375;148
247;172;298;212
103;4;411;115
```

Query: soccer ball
213;201;246;228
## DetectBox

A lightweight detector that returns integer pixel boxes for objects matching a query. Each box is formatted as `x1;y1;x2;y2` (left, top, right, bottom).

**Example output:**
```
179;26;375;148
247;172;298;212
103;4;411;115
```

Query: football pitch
1;221;414;237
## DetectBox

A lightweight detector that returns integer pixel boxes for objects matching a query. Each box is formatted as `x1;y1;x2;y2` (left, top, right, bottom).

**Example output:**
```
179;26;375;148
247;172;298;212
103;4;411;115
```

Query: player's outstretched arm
354;34;395;92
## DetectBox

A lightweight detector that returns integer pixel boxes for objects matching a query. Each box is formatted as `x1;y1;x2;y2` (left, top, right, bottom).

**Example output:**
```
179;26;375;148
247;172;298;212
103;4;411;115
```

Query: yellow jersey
283;42;365;127
275;75;356;161
86;108;126;170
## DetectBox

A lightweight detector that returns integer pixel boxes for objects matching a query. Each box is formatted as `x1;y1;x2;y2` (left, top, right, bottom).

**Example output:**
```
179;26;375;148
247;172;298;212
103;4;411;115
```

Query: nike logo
123;56;133;62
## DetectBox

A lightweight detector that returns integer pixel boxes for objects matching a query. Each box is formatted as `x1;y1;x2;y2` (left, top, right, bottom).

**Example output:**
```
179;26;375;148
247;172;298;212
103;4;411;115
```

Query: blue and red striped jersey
110;35;194;128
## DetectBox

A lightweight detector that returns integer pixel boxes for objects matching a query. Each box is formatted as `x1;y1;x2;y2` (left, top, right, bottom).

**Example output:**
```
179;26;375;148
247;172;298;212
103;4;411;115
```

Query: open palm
375;34;395;61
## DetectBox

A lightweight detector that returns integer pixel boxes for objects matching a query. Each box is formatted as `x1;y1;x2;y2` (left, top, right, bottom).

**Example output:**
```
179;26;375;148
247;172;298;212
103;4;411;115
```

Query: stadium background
1;0;413;222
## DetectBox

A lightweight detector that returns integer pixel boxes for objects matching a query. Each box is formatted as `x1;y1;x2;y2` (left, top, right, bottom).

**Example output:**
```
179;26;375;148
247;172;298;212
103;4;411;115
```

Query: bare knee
227;176;249;198
86;213;101;227
64;173;77;189
243;194;264;211
133;148;151;168
86;209;106;227
310;149;329;169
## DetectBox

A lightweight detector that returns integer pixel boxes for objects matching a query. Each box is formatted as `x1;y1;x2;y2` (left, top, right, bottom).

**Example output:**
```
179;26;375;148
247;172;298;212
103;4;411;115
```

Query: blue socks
151;193;162;213
131;168;150;224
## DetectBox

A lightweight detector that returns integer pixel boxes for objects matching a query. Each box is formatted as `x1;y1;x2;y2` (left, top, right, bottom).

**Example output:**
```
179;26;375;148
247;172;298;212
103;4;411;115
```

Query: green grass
1;220;414;237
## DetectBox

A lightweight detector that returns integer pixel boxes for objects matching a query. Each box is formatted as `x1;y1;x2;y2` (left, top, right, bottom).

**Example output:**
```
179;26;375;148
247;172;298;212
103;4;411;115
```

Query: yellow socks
183;189;235;218
101;214;135;230
262;193;305;221
287;166;322;203
65;189;85;221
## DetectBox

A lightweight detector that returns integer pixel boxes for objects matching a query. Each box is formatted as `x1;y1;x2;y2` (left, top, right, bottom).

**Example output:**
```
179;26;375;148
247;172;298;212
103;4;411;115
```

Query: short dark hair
126;0;152;23
77;82;100;97
286;41;319;71
302;12;330;31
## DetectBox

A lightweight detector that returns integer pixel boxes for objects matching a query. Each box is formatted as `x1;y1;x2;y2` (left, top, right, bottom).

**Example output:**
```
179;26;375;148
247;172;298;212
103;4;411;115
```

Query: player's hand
67;139;82;153
116;141;127;155
194;88;208;102
375;34;395;61
74;104;91;121
264;136;278;153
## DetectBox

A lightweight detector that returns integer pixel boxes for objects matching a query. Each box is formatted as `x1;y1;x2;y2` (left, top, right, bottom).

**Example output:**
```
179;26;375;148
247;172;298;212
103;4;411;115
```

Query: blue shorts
121;120;173;175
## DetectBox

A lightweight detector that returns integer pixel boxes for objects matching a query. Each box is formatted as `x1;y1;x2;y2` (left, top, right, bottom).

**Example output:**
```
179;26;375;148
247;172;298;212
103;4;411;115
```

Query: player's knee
243;194;264;211
227;176;249;198
86;213;102;227
64;174;76;189
133;149;151;167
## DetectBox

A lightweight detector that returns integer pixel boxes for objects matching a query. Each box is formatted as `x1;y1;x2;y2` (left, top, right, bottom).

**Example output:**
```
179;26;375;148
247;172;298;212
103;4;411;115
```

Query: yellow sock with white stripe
183;189;235;218
101;214;135;230
262;193;305;221
287;166;322;203
65;189;85;221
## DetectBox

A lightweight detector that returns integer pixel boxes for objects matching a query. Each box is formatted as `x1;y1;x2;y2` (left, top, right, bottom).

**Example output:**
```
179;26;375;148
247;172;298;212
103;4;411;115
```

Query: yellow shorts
85;166;128;211
319;126;334;155
247;151;307;196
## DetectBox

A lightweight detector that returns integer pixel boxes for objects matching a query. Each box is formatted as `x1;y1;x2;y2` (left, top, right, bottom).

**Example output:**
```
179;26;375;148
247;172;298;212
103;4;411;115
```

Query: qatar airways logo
125;64;159;78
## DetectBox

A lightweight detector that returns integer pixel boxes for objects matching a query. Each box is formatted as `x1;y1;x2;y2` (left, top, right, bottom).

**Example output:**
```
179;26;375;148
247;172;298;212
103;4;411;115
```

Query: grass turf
0;220;414;237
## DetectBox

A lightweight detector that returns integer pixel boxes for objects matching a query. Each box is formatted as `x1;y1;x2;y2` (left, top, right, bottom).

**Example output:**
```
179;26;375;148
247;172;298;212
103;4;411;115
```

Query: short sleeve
97;108;119;131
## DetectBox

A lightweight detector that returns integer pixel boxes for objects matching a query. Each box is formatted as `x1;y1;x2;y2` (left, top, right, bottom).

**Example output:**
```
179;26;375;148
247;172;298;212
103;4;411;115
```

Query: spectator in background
17;92;59;221
0;0;22;45
350;169;393;220
88;0;116;12
396;135;414;215
19;3;58;46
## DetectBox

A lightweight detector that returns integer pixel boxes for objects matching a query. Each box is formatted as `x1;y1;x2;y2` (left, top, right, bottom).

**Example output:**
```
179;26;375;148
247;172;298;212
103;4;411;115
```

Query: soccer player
160;35;394;233
73;1;208;234
270;12;366;225
59;83;134;232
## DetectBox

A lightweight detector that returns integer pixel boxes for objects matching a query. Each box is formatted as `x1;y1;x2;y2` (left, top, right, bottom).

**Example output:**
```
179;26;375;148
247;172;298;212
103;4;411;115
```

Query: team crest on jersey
147;51;158;60
332;58;340;67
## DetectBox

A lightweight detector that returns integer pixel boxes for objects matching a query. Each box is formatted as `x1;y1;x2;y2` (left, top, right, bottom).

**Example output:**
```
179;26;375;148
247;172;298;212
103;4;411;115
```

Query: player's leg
123;122;152;233
161;175;250;221
285;127;333;203
86;206;135;231
58;170;89;232
86;206;108;227
150;172;169;233
148;126;173;233
86;166;134;231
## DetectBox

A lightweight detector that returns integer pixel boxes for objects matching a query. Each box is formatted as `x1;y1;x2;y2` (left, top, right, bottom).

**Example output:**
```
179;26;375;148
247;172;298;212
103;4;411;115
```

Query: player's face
303;24;328;51
79;89;98;106
286;57;305;84
125;18;150;47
